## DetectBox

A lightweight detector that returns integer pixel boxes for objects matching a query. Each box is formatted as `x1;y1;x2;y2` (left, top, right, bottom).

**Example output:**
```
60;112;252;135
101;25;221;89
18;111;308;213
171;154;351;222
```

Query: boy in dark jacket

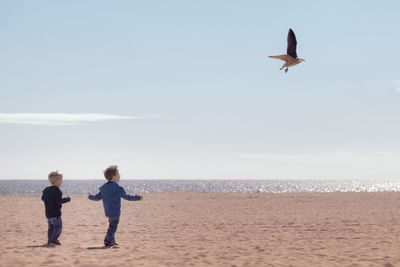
88;165;142;247
41;171;71;245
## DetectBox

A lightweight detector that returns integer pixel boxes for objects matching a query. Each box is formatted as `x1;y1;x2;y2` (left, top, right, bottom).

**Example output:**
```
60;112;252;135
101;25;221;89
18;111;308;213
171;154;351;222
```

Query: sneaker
49;240;61;245
104;242;118;247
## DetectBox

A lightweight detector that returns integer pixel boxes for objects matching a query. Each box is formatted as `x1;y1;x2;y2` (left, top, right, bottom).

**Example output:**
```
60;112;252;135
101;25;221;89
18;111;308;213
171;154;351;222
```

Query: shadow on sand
26;244;119;249
87;246;119;250
26;244;55;248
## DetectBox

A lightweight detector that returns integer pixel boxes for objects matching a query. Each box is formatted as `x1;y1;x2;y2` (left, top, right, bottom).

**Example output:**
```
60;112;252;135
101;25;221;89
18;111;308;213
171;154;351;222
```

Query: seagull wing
269;55;291;62
287;28;297;58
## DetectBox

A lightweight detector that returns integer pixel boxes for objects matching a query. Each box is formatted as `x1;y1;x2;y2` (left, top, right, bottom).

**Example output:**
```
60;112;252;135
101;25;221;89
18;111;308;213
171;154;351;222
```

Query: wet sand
1;193;400;266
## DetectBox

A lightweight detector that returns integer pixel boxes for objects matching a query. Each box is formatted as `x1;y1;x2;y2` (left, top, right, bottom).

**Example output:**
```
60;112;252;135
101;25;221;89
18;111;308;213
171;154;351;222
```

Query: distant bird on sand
269;28;305;73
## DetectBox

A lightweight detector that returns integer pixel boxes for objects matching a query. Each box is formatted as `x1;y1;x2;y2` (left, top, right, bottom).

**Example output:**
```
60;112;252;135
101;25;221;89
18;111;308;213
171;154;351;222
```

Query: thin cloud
369;80;400;92
385;80;400;92
138;114;164;119
0;113;142;125
340;80;400;91
235;151;400;163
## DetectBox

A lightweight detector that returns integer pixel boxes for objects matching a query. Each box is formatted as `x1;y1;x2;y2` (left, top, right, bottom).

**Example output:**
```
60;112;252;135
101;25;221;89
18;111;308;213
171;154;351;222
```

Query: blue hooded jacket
88;181;140;217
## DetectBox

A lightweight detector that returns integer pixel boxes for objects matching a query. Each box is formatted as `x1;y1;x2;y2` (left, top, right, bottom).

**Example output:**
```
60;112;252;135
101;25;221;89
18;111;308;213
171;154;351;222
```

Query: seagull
269;28;305;73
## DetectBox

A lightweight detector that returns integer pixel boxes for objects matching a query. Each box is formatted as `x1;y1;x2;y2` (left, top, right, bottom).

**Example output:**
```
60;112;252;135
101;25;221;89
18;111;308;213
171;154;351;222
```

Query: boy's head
48;170;63;186
104;165;120;182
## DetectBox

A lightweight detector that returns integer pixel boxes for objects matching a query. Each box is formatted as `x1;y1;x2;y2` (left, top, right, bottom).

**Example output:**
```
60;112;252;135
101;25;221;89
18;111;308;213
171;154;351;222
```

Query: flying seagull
269;28;305;73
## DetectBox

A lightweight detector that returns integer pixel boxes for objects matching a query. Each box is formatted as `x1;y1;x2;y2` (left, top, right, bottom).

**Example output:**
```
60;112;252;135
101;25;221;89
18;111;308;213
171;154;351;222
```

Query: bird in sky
269;28;305;73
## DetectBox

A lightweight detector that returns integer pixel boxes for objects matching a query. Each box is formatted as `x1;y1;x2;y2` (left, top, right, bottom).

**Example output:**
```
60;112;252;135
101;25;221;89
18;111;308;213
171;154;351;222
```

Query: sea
1;179;400;195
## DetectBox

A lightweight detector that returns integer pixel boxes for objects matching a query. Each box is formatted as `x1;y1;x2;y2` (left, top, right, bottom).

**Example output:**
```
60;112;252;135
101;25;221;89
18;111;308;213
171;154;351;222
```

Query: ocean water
1;179;400;195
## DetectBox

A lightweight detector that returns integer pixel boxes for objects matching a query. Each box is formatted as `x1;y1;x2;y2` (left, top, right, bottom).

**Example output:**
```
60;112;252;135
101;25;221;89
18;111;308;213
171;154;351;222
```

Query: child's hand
139;195;143;201
67;196;71;202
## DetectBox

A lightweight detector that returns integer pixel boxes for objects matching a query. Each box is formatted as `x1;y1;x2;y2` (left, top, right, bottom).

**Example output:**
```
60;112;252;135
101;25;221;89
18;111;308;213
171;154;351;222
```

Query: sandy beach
1;192;400;266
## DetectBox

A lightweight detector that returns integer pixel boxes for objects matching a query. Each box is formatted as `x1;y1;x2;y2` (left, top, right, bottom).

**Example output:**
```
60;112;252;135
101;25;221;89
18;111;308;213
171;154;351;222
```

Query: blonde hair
48;170;63;184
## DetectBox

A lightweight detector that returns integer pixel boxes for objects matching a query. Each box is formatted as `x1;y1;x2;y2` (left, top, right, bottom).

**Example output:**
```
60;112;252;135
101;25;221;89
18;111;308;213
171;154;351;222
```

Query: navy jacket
42;186;70;218
88;181;141;217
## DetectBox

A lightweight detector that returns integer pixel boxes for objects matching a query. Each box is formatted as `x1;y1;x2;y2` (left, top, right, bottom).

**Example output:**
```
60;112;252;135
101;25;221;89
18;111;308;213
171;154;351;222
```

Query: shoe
104;242;118;247
49;240;61;245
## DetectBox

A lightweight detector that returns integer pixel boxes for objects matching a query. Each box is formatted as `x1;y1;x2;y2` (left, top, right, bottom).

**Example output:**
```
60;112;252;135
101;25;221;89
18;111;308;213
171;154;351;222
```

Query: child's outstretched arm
88;192;102;201
119;187;142;201
122;194;142;201
61;196;71;203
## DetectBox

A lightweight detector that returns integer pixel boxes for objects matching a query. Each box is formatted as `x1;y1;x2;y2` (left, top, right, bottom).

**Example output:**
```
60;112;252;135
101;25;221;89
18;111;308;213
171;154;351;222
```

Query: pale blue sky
1;1;400;179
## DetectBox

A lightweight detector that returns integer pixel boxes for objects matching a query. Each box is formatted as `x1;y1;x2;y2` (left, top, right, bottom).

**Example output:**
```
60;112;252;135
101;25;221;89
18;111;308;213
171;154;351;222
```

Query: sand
0;192;400;267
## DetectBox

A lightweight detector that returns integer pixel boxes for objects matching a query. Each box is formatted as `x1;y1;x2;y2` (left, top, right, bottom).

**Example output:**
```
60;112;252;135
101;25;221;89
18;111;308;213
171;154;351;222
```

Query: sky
1;0;400;179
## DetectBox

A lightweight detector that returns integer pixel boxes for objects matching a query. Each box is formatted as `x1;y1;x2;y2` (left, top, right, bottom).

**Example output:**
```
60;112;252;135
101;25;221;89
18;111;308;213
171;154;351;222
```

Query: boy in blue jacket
88;165;142;247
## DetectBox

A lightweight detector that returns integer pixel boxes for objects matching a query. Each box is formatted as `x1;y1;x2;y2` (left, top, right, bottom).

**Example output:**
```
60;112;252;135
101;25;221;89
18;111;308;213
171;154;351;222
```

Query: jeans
47;216;62;242
104;216;120;246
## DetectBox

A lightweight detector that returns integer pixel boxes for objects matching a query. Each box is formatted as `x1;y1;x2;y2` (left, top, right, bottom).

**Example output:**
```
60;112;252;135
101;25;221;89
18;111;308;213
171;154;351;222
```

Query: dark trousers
104;216;120;246
47;216;62;242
